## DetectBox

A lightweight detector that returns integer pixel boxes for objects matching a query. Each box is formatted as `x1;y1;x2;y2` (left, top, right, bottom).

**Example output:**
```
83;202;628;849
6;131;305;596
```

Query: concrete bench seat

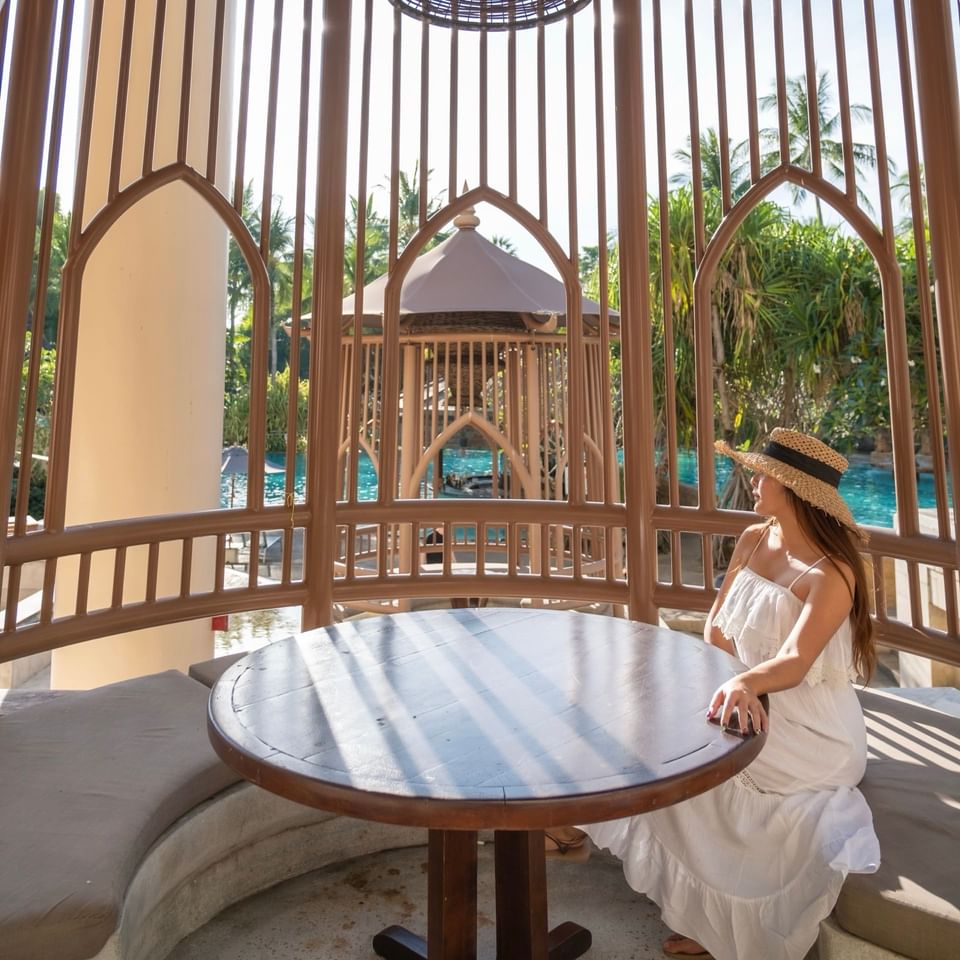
819;689;960;960
0;668;423;960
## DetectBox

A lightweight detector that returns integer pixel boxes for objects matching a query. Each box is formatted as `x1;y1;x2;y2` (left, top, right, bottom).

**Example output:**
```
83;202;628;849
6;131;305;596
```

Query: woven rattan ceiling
386;0;592;30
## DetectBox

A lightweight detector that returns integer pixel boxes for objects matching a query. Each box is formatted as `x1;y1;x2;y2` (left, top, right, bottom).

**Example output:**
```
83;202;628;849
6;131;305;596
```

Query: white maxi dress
583;566;881;960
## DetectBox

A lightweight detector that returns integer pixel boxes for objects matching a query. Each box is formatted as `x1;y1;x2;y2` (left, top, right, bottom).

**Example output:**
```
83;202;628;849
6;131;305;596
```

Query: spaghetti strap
788;555;827;590
744;520;773;566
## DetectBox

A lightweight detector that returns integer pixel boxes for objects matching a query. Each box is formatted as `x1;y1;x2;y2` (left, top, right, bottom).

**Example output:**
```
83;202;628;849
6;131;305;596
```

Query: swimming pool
221;449;948;530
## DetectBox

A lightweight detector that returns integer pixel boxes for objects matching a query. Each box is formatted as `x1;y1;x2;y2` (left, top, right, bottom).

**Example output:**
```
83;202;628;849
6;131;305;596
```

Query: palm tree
891;165;926;234
248;202;295;377
343;195;390;296
385;163;451;252
226;183;257;391
759;71;879;223
671;128;752;200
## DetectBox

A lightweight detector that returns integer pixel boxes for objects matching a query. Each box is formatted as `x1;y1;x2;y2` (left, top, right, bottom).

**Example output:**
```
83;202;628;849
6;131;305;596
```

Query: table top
207;608;766;830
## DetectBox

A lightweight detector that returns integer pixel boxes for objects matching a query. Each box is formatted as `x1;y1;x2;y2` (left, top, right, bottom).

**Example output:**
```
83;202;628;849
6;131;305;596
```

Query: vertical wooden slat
800;0;821;179
0;0;59;570
112;546;127;608
537;9;547;226
565;11;584;504
215;535;225;591
40;559;56;624
0;1;10;101
287;0;314;503
448;11;458;203
303;0;353;629
146;541;159;602
177;0;196;166
245;0;284;514
350;0;374;508
232;0;255;211
180;537;193;597
713;0;731;213
142;0;167;177
259;0;284;260
388;5;402;266
892;0;951;553
69;0;104;242
832;0;857;203
76;553;92;616
863;0;895;246
479;10;488;186
109;0;137;200
205;0;227;184
612;0;657;621
863;0;919;549
507;4;517;200
772;0;789;165
419;8;429;227
743;0;760;182
4;566;22;631
16;0;75;536
684;0;705;262
653;1;679;528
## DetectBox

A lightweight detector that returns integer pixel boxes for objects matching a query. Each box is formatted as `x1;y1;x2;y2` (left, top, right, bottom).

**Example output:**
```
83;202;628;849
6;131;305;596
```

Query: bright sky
19;0;960;275
231;0;919;273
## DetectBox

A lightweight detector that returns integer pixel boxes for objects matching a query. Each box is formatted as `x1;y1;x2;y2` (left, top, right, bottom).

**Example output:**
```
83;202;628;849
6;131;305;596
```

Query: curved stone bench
3;662;956;960
0;669;424;960
819;689;960;960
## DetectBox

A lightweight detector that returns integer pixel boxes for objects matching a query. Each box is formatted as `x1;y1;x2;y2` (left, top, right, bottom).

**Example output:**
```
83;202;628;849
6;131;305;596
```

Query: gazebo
295;206;620;590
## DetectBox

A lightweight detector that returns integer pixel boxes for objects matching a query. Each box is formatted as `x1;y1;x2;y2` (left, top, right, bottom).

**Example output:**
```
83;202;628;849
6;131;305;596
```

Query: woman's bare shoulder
810;554;856;599
735;522;769;551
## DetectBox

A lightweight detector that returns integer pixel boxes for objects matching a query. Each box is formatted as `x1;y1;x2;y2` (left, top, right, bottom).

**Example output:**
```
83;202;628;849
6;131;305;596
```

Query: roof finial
454;182;480;230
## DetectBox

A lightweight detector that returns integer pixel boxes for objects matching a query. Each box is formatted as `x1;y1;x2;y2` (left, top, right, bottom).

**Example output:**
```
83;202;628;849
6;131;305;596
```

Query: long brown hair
785;488;875;682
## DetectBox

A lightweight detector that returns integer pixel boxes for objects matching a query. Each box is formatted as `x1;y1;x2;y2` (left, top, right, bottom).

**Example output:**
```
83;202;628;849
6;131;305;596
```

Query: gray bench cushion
188;651;245;688
0;669;241;960
838;690;960;960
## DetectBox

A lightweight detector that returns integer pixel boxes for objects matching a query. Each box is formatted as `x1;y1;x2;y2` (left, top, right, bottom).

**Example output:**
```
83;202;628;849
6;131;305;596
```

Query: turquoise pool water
222;449;947;530
674;450;947;529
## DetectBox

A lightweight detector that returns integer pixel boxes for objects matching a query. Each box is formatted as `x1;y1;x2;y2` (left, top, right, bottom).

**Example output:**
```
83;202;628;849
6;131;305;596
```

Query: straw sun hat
715;428;864;538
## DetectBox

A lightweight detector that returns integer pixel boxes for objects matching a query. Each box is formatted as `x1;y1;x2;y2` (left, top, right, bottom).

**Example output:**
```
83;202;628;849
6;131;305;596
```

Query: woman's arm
708;564;854;734
702;523;768;656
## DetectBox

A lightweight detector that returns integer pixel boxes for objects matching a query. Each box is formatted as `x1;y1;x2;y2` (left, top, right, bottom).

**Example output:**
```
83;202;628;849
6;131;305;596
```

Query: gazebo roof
341;209;618;328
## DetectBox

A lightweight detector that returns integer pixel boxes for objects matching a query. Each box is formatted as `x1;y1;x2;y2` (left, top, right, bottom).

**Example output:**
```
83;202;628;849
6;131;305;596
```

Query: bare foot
662;932;711;957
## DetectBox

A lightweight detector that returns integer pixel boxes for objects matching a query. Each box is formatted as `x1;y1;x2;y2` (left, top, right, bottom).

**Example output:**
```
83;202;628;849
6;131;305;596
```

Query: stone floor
166;842;673;960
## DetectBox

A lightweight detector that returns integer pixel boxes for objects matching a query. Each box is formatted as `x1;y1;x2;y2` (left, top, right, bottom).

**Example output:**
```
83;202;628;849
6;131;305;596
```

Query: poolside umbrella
220;446;284;508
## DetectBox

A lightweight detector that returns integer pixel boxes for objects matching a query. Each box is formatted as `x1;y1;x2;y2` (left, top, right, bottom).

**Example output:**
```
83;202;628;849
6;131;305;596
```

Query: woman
554;429;881;960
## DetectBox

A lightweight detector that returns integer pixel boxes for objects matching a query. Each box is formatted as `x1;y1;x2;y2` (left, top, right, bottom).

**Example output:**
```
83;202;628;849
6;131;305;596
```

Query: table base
372;829;592;960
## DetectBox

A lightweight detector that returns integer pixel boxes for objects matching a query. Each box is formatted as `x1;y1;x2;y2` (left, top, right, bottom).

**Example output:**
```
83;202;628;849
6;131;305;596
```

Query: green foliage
29;191;71;347
12;337;56;519
581;185;930;464
222;368;309;453
225;166;451;449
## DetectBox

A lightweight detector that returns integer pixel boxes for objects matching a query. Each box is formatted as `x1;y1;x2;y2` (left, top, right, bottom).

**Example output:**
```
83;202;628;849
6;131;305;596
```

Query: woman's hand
707;675;768;735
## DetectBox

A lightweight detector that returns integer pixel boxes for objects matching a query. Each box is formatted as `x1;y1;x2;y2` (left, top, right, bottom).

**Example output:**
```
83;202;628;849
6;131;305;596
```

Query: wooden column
0;3;59;571
303;0;352;630
910;0;960;553
612;0;657;622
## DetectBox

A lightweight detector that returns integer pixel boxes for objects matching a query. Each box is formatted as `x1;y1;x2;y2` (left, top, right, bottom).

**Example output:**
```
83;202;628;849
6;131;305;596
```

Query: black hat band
761;440;843;487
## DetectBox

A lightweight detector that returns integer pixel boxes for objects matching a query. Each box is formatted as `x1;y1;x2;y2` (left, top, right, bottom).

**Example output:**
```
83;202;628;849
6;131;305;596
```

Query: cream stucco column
52;0;235;688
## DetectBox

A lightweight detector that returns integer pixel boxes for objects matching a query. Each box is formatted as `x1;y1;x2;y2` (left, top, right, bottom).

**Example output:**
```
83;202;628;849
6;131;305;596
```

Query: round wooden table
207;607;767;960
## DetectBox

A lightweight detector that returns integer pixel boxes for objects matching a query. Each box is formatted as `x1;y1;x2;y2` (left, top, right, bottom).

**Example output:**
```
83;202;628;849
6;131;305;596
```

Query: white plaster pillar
52;0;235;688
